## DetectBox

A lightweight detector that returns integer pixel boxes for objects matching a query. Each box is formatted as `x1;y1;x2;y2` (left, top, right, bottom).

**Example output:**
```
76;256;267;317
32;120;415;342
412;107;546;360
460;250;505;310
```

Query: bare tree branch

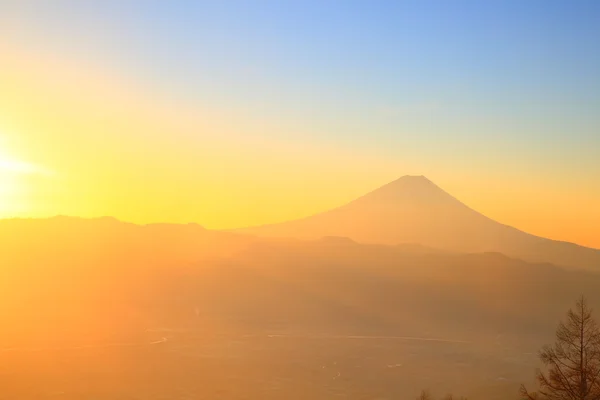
521;296;600;400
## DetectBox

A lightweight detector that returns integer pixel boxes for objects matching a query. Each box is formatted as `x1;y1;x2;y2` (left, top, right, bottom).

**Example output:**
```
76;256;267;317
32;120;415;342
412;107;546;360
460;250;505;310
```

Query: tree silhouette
417;390;432;400
521;296;600;400
442;394;467;400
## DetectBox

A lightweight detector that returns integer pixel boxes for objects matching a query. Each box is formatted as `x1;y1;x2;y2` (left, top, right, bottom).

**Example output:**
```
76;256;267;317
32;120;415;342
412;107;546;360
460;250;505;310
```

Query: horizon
2;173;598;252
3;3;600;398
1;1;600;249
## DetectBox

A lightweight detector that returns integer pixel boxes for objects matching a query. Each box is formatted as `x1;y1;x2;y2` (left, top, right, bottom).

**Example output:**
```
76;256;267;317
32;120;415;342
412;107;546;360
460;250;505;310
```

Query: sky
0;0;599;247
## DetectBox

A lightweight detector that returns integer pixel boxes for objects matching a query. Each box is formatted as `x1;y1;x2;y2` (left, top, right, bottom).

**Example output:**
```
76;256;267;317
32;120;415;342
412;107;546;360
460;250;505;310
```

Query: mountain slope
2;215;600;398
0;215;256;269
236;175;600;270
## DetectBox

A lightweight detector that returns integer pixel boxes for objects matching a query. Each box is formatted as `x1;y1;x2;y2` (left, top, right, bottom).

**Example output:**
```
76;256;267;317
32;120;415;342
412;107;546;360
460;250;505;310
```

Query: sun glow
0;158;38;175
0;138;47;216
0;148;17;214
0;173;17;217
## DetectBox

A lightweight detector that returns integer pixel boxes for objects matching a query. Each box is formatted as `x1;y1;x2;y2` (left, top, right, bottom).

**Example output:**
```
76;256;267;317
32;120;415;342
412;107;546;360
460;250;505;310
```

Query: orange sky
1;40;599;249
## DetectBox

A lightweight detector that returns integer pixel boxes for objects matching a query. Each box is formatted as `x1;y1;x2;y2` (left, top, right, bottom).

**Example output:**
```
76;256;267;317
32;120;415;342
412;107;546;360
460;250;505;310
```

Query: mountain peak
391;175;436;187
236;175;600;270
397;174;430;181
352;175;452;207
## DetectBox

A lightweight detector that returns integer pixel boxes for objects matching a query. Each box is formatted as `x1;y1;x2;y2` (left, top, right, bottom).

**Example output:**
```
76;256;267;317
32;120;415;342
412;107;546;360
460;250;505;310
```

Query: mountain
236;175;600;270
2;214;600;398
2;226;600;399
0;215;256;270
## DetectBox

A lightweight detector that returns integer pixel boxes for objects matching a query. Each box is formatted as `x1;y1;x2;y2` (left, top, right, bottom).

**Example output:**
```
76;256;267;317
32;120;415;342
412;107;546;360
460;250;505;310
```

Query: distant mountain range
2;208;600;398
236;175;600;270
2;215;599;346
2;175;599;271
1;178;599;399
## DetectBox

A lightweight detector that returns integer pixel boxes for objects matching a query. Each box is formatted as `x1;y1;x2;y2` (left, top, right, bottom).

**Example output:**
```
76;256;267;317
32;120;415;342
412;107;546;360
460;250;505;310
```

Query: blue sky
5;1;600;149
3;0;599;177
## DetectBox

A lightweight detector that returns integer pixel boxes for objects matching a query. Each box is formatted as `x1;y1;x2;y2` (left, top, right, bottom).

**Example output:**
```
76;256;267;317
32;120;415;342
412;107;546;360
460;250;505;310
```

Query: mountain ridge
235;175;600;270
2;175;599;270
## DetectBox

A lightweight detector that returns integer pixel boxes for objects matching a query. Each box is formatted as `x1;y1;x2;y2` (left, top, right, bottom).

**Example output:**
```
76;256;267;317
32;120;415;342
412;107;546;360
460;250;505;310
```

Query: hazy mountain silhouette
2;215;600;399
0;215;255;270
237;175;600;270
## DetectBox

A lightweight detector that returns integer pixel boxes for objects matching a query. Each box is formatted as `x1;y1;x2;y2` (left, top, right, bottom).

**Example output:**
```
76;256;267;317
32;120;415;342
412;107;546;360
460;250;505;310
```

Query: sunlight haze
2;2;600;399
1;1;599;250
